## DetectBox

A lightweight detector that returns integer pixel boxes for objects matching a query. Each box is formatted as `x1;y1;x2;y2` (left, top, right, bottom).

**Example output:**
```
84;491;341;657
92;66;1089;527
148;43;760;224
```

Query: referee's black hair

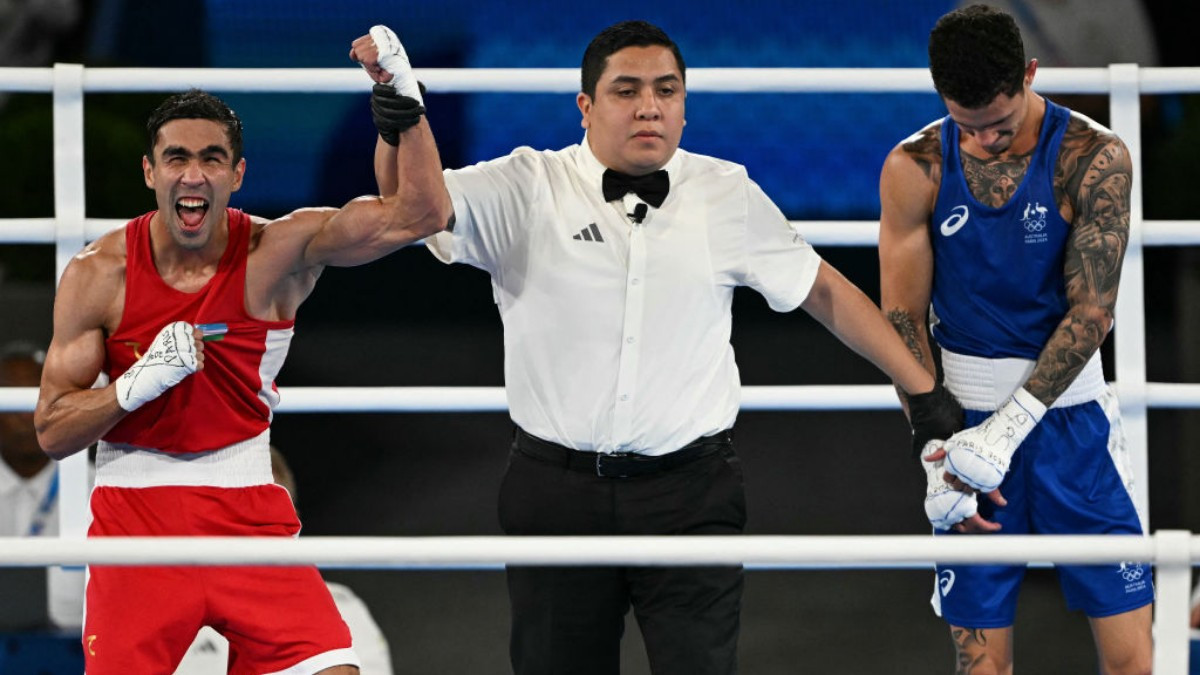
928;4;1026;109
145;89;244;164
581;20;686;99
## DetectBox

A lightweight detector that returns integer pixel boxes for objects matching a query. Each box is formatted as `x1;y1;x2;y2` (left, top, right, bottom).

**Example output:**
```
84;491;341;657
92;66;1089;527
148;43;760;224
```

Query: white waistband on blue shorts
941;348;1106;412
95;429;272;488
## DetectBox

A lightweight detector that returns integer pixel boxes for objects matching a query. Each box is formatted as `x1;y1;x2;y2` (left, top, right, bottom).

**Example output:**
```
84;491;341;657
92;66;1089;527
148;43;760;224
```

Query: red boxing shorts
83;483;357;674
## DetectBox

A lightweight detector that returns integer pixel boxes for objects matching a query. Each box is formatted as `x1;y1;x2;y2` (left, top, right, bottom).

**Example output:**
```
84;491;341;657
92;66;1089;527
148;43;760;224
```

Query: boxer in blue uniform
878;4;1152;674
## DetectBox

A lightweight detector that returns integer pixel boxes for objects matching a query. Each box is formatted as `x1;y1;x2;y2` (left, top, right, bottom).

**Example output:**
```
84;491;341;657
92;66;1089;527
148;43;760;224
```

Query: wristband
907;381;963;459
371;83;426;146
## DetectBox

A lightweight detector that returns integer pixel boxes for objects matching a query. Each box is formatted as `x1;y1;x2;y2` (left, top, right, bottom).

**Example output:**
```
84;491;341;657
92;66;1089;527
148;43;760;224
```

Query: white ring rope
2;64;1198;670
0;65;1198;94
4;383;1200;413
0;533;1190;568
1;218;1200;247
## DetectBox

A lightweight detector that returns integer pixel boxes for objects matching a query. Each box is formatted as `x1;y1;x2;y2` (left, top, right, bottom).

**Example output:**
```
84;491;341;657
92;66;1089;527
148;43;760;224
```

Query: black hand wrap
371;82;426;146
907;381;963;459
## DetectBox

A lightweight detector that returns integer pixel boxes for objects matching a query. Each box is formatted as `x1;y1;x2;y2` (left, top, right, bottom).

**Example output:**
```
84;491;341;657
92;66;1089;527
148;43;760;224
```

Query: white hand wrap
922;441;978;530
944;387;1046;492
114;321;198;412
369;25;423;105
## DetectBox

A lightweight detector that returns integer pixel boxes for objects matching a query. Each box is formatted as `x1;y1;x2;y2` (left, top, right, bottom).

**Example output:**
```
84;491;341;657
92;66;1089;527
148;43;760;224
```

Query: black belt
513;427;733;478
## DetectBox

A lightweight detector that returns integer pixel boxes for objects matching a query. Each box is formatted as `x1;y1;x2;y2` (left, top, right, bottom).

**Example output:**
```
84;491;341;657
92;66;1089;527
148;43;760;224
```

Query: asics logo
938;570;956;596
939;205;969;237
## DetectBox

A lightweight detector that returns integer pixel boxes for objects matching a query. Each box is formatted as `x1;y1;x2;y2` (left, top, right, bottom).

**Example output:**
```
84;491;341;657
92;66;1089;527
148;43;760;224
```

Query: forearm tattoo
1027;119;1131;404
886;308;925;366
951;627;990;675
886;308;926;407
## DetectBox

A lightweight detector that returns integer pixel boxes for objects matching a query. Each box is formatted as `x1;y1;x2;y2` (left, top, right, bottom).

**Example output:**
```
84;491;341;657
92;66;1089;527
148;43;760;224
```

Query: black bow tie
602;169;669;208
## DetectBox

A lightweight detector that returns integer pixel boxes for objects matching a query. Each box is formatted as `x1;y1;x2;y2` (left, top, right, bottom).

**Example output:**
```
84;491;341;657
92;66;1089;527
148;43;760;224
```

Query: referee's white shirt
427;137;822;455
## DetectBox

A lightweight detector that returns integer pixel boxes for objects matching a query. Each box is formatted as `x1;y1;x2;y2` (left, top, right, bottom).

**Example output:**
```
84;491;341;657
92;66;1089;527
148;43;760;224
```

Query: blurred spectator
955;0;1160;124
0;344;51;515
0;0;81;66
1192;579;1200;630
1191;580;1200;675
174;446;395;674
0;341;90;631
965;0;1158;68
0;0;82;111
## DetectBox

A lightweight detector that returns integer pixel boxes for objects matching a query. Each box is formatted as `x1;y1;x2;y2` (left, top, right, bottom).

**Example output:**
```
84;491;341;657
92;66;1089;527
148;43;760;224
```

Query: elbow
384;191;452;243
420;191;454;239
36;429;74;461
416;197;453;240
33;411;82;461
799;262;837;320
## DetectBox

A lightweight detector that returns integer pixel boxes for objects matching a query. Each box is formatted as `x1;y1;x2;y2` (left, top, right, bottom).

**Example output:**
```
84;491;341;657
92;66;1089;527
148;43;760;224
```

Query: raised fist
350;25;423;105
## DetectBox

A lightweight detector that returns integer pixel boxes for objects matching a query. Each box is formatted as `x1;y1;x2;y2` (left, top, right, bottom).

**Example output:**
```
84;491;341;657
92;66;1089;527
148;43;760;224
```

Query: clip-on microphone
629;202;649;224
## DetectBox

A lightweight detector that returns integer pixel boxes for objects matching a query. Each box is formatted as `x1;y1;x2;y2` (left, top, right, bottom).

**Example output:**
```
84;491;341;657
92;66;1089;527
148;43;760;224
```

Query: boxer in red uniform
34;28;448;674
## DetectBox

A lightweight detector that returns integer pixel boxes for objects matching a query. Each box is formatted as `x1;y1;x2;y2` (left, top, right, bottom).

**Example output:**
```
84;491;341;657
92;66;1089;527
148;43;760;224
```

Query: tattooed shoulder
899;122;943;183
1055;113;1129;210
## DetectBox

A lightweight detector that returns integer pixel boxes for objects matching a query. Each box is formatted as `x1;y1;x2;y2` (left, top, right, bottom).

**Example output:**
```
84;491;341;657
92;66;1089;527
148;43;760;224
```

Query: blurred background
1;0;1197;672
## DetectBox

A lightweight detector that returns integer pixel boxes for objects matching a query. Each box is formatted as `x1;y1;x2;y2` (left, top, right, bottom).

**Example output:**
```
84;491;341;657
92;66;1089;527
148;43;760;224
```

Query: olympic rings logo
1021;201;1049;233
1117;562;1145;582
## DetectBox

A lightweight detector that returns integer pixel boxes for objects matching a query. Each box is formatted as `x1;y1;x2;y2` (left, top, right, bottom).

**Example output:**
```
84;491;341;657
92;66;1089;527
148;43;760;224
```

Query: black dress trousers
498;434;746;675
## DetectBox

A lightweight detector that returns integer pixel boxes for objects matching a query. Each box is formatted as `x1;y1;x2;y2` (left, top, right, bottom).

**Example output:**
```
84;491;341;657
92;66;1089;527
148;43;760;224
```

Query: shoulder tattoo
1059;120;1131;308
901;126;942;183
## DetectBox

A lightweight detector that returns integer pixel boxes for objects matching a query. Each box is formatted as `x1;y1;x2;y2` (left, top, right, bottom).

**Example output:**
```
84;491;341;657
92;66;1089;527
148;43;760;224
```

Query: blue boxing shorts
930;385;1154;628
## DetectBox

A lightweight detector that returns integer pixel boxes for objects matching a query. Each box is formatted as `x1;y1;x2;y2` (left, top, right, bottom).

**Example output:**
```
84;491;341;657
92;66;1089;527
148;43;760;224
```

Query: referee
355;19;958;675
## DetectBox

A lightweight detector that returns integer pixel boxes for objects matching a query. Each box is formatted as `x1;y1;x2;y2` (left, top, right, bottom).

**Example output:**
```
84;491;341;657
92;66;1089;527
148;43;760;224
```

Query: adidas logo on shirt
572;223;604;243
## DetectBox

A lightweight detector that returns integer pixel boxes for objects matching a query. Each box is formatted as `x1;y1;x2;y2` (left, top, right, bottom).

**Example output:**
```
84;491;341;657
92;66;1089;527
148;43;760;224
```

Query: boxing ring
1;63;1199;670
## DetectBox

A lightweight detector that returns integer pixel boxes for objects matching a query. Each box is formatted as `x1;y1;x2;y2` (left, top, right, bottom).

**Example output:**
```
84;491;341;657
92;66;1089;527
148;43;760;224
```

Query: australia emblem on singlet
1021;202;1049;245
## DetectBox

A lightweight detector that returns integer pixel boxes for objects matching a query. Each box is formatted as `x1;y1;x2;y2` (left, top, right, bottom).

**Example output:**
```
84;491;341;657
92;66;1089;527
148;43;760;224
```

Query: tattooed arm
879;123;942;400
880;125;1001;533
937;124;1131;497
1025;120;1131;405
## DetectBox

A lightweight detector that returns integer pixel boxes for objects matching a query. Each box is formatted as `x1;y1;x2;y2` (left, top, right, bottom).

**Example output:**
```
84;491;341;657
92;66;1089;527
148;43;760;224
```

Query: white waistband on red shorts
941;348;1106;412
95;429;272;488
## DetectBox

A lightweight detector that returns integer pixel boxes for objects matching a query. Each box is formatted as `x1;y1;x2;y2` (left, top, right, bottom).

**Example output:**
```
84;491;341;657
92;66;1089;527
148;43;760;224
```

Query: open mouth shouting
175;197;209;232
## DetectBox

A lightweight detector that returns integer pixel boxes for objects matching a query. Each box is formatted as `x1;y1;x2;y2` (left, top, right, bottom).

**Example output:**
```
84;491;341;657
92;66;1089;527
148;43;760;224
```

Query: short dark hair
580;20;685;99
145;89;244;164
928;4;1026;108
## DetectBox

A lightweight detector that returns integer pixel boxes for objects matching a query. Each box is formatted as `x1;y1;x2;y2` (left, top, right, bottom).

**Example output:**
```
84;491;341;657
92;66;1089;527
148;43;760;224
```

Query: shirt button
620;394;630;401
626;336;635;344
631;278;640;286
